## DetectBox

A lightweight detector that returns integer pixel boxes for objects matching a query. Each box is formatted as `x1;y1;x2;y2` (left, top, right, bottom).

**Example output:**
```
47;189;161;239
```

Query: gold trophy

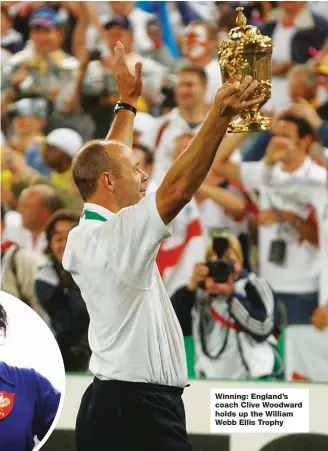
218;7;272;133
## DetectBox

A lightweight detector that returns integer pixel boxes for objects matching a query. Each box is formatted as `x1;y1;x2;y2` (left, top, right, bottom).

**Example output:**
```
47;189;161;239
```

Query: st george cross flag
156;198;206;297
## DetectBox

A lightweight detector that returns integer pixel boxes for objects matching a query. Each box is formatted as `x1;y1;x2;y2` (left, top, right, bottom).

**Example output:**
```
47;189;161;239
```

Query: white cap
46;128;83;158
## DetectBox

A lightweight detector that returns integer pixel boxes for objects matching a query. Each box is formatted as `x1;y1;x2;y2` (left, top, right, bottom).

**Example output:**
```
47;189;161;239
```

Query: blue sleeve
318;120;328;148
32;371;61;441
242;131;272;162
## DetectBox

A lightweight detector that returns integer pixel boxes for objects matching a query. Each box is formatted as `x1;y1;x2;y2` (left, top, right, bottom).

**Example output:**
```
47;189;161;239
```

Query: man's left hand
113;41;143;107
311;304;328;331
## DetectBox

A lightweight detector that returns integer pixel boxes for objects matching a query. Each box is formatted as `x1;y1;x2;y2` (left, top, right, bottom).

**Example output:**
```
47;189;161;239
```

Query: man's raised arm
156;76;262;225
105;42;142;147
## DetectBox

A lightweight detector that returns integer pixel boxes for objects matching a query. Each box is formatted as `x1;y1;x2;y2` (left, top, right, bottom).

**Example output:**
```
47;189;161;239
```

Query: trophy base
228;112;271;133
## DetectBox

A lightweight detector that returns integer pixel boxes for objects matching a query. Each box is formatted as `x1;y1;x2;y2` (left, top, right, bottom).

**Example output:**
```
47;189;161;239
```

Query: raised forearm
199;184;246;219
279;210;319;247
162;109;231;199
105;109;134;147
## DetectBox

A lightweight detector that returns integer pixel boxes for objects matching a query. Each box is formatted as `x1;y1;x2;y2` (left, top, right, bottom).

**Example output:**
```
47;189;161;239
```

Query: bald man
62;42;261;451
13;185;63;252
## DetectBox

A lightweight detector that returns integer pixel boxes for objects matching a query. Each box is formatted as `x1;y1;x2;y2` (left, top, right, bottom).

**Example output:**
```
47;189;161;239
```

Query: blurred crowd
1;1;328;379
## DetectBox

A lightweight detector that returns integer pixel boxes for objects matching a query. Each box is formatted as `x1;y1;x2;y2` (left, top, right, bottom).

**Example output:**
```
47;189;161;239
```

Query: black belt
93;378;185;395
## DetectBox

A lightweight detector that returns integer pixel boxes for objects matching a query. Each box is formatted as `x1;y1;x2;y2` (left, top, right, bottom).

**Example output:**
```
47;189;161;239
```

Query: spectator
1;203;45;312
1;6;24;54
3;129;84;215
172;232;280;379
35;210;90;371
262;1;328;112
288;64;318;106
5;98;49;177
101;16;168;109
133;143;154;179
212;115;325;325
144;66;208;184
108;1;154;54
4;184;64;252
171;132;254;271
143;18;176;68
1;7;79;116
179;20;222;105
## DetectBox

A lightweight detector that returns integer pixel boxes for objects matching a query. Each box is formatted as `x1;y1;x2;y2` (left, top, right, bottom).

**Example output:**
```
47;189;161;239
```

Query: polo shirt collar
0;362;15;387
83;203;115;222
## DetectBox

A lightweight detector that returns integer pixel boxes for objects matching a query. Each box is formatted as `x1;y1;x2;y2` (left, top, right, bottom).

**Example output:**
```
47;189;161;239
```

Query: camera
206;259;234;284
199;231;235;287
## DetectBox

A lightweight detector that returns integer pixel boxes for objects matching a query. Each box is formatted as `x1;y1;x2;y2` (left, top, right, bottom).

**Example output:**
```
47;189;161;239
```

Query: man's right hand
264;136;292;166
113;41;143;107
214;76;264;118
187;263;209;292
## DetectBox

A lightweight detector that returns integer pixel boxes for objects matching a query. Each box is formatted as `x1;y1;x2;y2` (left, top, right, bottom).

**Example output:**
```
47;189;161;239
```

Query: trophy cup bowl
218;7;273;133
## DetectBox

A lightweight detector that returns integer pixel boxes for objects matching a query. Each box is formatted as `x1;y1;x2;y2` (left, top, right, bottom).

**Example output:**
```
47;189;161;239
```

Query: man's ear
100;172;115;192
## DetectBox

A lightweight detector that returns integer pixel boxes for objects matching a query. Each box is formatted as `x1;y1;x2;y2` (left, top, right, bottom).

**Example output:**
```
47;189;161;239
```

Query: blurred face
279;1;305;15
147;22;161;42
106;26;133;53
50;220;76;262
13;115;45;136
30;26;59;54
174;72;206;108
18;191;49;232
273;120;310;162
133;147;152;176
101;146;148;208
182;24;211;61
318;74;328;91
110;1;134;16
289;74;315;102
172;135;193;160
44;145;65;169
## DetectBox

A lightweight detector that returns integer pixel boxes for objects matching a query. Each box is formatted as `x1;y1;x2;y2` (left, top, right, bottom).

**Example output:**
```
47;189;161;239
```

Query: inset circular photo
0;291;65;451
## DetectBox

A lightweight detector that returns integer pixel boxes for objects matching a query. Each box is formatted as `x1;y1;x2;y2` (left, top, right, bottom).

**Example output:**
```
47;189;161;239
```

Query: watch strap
114;102;137;116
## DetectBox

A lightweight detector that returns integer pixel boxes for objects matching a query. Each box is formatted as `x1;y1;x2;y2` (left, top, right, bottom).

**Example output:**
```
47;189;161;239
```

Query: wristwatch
114;101;137;116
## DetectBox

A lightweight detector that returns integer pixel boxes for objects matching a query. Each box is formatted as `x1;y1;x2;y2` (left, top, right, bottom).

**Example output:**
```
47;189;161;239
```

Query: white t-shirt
62;193;187;387
260;164;328;305
241;158;324;293
204;59;222;105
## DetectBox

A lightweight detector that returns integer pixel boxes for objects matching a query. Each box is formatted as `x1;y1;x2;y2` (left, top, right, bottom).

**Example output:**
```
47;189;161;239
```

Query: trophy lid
219;7;272;51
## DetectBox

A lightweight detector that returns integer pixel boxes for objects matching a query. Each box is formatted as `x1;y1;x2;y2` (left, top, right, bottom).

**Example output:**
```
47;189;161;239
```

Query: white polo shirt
62;192;187;387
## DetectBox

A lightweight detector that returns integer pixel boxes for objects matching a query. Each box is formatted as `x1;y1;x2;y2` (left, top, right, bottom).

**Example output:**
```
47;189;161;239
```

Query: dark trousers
75;378;192;451
275;291;318;325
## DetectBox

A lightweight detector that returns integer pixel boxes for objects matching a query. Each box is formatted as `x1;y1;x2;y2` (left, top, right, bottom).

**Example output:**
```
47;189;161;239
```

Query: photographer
172;232;281;380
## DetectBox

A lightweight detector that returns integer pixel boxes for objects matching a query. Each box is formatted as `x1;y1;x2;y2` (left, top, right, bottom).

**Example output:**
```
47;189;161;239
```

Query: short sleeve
240;161;266;192
95;192;172;288
32;370;61;441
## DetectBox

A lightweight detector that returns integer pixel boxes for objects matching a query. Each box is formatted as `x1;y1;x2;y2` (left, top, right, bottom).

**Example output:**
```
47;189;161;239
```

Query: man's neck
189;55;211;68
282;154;306;173
179;103;207;124
86;194;120;214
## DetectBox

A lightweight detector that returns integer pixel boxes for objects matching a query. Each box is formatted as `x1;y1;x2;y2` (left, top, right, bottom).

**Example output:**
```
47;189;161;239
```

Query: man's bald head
72;139;128;201
18;184;64;232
